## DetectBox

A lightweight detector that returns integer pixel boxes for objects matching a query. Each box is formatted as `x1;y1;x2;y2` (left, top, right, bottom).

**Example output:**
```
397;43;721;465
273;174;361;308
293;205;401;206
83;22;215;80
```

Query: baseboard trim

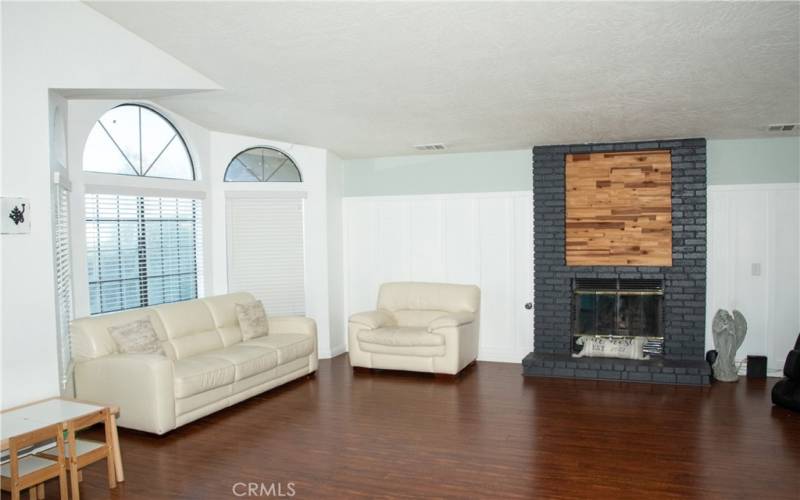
320;344;348;359
477;350;529;364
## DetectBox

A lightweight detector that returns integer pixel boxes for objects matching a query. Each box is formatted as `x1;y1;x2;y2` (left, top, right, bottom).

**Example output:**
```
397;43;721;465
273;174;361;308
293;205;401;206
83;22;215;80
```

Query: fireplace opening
572;278;664;357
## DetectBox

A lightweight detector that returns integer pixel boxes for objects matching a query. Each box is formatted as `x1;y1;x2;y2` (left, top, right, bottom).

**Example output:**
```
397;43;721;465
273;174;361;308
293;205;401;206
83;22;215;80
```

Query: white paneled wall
344;192;534;362
707;184;800;372
344;184;799;369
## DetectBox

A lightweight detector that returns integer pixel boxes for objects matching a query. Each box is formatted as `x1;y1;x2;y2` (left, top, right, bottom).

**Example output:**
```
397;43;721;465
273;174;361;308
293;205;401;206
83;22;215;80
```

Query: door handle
524;302;533;310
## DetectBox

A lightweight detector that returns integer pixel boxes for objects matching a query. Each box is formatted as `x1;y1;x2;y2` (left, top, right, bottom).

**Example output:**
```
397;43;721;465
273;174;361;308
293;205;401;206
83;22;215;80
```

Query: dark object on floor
706;349;718;368
772;332;800;412
747;355;767;378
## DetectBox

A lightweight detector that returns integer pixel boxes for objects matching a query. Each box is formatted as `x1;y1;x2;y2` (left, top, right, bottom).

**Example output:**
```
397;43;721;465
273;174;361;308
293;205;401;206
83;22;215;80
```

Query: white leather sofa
71;292;317;434
348;282;480;375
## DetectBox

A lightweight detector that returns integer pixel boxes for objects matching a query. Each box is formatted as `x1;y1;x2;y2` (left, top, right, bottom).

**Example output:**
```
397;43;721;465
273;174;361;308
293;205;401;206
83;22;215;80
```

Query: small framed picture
1;197;30;234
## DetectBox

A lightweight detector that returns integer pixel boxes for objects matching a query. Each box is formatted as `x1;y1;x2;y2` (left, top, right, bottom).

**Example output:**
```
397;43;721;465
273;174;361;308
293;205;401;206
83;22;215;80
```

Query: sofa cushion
204;345;278;381
358;327;445;347
202;292;254;346
358;342;447;357
155;300;223;360
173;355;235;398
243;334;314;365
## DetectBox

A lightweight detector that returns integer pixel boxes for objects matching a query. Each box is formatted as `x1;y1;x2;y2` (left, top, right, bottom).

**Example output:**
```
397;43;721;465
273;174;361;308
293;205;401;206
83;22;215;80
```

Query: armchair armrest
268;316;317;338
349;310;395;329
74;354;175;434
428;311;475;332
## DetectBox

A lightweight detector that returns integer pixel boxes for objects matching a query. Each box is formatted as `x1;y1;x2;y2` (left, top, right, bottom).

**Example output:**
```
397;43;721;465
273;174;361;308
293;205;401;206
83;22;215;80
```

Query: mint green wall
343;138;798;196
343;149;531;196
707;137;799;185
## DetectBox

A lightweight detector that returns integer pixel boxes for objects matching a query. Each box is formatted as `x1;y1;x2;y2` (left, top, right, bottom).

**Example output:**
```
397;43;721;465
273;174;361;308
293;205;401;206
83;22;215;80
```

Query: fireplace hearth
522;138;711;385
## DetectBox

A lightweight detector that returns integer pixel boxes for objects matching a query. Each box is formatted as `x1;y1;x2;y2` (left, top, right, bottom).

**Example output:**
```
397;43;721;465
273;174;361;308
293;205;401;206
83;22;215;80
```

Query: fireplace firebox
572;278;664;357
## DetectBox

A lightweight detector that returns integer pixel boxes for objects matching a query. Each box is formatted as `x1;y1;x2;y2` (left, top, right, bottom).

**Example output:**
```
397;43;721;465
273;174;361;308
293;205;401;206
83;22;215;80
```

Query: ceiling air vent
767;124;798;132
413;143;447;151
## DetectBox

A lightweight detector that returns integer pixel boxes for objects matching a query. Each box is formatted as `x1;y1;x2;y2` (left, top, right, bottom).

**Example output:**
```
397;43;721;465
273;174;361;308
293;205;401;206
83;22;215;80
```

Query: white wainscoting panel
343;192;534;363
707;183;800;373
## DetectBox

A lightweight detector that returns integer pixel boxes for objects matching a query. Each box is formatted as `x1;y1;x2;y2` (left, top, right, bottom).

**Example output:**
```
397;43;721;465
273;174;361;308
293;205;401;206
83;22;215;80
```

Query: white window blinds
226;195;306;315
85;193;204;314
53;172;74;392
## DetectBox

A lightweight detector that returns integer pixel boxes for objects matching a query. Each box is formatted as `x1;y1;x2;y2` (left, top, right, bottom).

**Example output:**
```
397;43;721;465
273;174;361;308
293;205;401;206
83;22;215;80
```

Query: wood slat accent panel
566;150;672;266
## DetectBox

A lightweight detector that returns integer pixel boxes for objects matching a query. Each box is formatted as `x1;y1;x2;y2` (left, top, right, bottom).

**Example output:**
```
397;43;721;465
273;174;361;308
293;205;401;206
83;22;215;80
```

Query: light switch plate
751;263;761;276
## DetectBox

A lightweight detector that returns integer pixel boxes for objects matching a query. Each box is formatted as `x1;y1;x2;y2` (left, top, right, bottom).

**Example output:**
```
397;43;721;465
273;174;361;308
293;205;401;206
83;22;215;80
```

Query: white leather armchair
348;282;481;375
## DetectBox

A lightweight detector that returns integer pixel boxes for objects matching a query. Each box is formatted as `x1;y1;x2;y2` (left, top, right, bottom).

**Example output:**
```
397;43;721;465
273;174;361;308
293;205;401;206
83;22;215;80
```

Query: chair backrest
7;423;66;482
71;292;256;361
377;282;480;327
8;424;63;452
67;408;108;433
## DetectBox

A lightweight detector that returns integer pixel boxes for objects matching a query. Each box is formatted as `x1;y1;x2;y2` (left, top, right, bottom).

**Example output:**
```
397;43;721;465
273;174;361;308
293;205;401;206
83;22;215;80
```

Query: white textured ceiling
86;1;799;158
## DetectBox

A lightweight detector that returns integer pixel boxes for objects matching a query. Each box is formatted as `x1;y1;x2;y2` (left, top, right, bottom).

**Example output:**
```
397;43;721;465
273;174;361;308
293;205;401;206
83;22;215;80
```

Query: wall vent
413;143;447;151
767;123;798;132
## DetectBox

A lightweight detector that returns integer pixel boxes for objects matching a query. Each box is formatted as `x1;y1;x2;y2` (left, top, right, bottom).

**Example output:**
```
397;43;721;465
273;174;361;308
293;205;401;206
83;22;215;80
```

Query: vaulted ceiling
87;1;799;158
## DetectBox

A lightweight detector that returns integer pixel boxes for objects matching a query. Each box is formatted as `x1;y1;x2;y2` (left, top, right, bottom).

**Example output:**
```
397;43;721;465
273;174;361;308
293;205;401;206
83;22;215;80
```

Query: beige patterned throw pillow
236;300;269;340
108;318;165;355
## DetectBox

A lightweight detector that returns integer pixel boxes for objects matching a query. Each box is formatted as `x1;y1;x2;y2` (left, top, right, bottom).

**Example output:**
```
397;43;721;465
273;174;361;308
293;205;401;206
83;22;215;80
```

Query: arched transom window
83;104;195;180
224;147;301;182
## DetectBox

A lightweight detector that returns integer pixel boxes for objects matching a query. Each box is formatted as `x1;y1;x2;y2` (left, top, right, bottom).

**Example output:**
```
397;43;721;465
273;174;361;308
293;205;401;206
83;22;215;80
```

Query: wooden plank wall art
565;150;672;266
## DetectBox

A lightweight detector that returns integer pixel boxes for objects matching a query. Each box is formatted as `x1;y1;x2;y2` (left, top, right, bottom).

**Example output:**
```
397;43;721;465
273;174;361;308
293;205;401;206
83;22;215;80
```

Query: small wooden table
0;398;124;484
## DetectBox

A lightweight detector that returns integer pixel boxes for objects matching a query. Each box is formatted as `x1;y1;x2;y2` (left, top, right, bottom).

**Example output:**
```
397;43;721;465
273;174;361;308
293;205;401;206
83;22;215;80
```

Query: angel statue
711;309;747;382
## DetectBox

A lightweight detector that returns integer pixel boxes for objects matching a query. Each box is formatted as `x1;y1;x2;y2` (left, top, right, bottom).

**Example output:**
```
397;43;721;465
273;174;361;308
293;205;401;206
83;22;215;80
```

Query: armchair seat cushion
358;327;445;347
243;333;315;365
173;355;235;398
205;345;278;381
359;342;447;357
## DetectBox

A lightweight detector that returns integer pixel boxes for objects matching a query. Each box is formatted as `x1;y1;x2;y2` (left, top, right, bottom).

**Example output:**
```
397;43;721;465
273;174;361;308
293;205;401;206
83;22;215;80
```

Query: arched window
224;147;301;182
83;104;195;180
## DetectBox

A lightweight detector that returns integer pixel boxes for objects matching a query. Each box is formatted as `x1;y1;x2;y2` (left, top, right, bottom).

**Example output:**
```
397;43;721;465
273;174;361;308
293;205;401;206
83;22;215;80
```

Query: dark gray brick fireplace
522;138;711;385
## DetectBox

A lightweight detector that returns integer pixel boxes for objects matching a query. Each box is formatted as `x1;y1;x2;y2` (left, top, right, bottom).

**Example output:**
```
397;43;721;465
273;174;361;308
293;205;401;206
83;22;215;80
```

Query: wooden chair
0;424;69;500
38;408;116;500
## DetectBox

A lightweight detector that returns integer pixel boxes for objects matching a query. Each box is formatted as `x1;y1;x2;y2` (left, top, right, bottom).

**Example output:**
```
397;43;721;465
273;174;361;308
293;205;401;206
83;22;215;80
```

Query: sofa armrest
267;316;318;372
428;311;475;332
268;316;317;338
349;310;395;330
74;354;175;434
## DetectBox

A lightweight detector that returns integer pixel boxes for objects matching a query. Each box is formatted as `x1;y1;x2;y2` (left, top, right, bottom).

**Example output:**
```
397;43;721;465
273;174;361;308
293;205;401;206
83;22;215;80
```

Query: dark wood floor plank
13;355;800;499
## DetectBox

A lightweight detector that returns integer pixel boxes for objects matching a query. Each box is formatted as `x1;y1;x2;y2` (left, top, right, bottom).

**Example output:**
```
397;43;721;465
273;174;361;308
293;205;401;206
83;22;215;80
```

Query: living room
1;1;799;499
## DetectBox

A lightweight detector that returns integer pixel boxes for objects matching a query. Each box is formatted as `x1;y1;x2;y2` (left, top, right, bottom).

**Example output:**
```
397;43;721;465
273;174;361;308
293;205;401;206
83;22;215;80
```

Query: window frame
71;101;209;319
82;103;197;181
223;146;302;183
